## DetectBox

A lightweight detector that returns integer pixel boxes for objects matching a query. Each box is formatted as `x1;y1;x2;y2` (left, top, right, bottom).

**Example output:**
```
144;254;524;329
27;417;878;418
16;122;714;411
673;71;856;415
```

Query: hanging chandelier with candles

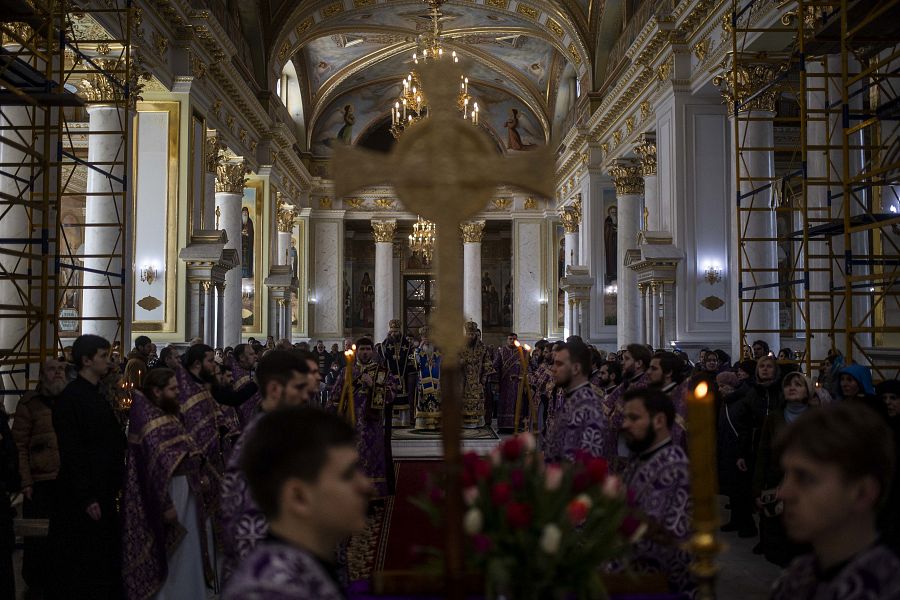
408;215;436;263
389;0;479;138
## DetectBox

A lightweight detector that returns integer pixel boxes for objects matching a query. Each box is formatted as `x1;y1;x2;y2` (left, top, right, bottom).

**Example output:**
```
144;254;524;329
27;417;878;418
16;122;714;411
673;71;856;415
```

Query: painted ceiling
272;0;597;157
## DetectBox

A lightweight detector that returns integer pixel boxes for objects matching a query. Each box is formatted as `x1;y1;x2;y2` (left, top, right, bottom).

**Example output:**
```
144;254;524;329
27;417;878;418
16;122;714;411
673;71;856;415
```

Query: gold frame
551;219;564;333
188;112;206;233
291;218;307;334
242;179;265;334
132;101;180;333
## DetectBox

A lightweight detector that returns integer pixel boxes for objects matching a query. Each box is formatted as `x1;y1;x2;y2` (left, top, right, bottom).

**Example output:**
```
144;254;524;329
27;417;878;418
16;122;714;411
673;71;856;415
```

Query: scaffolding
728;0;900;379
0;0;133;402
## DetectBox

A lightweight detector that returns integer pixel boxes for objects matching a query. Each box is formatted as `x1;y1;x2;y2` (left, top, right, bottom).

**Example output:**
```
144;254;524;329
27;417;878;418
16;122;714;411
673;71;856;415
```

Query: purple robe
620;441;695;596
460;341;494;428
492;345;527;430
220;413;267;582
224;538;344;600
602;371;651;467
770;544;900;600
543;382;611;463
230;358;262;426
331;361;397;497
122;392;213;600
660;381;689;451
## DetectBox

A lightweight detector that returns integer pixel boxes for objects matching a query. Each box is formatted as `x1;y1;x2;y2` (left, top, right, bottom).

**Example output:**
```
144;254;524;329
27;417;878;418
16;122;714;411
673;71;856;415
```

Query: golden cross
332;60;552;598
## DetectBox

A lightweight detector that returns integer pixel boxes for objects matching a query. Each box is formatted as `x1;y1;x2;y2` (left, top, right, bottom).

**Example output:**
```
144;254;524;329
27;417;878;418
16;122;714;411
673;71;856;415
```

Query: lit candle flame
524;344;531;352
513;340;521;348
694;381;708;399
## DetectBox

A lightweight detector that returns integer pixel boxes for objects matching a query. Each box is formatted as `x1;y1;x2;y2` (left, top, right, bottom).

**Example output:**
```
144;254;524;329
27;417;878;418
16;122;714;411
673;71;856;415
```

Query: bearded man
378;319;415;428
459;322;494;428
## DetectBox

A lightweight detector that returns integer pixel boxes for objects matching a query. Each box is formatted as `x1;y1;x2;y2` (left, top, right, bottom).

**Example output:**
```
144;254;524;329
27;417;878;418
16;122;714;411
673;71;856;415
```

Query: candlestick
338;346;357;424
512;341;533;432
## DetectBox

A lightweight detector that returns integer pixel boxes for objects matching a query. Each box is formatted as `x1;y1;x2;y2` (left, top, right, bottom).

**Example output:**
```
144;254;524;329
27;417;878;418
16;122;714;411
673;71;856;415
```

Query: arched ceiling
261;0;600;157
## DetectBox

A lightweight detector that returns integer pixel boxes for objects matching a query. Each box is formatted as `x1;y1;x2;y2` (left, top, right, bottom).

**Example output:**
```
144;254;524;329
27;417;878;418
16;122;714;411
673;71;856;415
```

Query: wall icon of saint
241;206;254;278
359;271;374;328
604;204;617;284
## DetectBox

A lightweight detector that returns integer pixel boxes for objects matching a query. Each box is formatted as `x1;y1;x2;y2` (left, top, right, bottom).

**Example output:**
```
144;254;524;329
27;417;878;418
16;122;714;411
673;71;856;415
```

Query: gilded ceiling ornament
354;0;375;6
215;161;248;194
722;11;734;34
516;4;539;19
693;38;709;63
491;197;512;210
640;100;651;122
226;114;235;129
190;53;207;80
278;41;290;61
345;197;365;209
486;0;509;8
656;59;671;81
1;22;34;46
612;130;621;146
205;135;222;173
608;160;644;196
249;139;258;152
546;18;563;37
625;116;634;134
634;133;656;177
374;197;395;209
95;43;110;55
601;142;609;156
319;197;333;209
568;43;582;66
460;220;485;243
211;98;222;118
239;129;247;144
152;30;168;59
372;219;397;243
713;59;784;114
296;17;314;37
524;197;538;210
322;2;344;18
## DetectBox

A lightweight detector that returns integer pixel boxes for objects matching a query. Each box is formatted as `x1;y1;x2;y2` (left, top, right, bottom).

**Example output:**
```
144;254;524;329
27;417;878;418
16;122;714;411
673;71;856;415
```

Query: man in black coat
49;334;126;600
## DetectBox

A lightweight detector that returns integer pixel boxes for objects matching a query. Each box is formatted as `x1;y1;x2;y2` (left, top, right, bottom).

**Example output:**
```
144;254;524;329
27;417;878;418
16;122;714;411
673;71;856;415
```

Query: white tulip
463;508;484;535
539;523;562;555
602;475;624;499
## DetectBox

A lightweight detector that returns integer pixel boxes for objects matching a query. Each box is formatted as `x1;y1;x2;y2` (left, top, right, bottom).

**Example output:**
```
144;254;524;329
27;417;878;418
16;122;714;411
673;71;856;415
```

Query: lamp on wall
703;263;723;285
139;263;159;286
604;284;618;297
242;284;253;300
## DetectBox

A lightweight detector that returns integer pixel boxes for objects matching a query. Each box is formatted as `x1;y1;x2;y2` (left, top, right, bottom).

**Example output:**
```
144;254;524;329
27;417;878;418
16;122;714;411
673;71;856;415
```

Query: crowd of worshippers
0;329;898;600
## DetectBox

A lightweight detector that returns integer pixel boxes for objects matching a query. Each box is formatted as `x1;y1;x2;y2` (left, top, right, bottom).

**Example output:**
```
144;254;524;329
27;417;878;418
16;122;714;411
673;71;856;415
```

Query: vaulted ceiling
255;0;607;157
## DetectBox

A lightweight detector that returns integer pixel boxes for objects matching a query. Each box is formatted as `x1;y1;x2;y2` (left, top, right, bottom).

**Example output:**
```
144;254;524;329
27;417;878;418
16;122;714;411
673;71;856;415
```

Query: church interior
1;0;900;598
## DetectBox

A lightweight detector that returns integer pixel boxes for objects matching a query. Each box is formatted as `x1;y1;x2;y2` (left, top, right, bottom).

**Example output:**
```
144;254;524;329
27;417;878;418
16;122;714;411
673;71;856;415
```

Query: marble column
649;282;660;349
82;105;126;342
0;105;31;381
635;134;657;232
203;281;215;344
276;197;295;340
372;220;396;343
215;161;247;347
639;284;650;345
461;220;485;328
609;160;644;348
560;199;581;338
512;218;545;340
215;282;226;348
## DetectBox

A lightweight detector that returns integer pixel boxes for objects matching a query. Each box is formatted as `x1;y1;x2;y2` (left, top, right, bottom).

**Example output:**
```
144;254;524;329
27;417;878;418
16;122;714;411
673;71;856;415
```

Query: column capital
608;160;644;196
460;220;486;243
215;161;248;194
206;134;223;174
77;57;144;108
559;197;582;234
371;219;397;243
634;133;656;177
277;196;296;233
200;280;213;293
713;57;783;114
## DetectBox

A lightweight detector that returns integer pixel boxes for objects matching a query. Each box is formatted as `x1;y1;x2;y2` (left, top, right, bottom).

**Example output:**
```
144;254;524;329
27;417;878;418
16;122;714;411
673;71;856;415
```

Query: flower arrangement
416;433;645;600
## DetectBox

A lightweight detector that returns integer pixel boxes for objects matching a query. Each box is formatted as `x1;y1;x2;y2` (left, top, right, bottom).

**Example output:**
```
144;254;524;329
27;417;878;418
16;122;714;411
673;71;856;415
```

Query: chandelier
408;216;436;263
389;0;479;138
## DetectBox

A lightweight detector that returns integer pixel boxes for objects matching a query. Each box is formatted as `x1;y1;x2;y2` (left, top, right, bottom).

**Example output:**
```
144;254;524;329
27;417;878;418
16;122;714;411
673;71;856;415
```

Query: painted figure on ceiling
505;108;536;151
338;104;355;145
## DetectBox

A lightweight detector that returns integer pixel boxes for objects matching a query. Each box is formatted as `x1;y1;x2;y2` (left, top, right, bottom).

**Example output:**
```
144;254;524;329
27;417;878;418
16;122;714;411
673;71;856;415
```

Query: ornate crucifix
332;60;553;597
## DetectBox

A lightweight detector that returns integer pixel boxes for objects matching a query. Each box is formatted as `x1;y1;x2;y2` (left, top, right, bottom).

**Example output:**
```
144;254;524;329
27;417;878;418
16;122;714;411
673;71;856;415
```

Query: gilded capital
372;219;397;243
559;197;582;234
713;60;783;115
608;160;644;196
635;133;657;177
460;220;485;243
215;161;248;194
277;199;296;233
77;57;144;107
205;135;222;173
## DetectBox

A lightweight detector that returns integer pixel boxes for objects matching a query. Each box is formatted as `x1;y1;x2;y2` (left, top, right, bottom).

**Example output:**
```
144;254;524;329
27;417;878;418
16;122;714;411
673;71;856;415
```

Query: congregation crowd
0;325;898;599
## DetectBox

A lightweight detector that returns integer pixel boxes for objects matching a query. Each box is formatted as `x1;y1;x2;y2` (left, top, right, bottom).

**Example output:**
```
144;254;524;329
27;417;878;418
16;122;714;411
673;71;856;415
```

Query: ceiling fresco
282;0;590;157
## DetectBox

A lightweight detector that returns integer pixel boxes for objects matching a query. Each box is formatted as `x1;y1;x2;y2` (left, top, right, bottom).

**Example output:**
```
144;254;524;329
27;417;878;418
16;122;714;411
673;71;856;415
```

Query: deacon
603;343;652;464
543;340;611;462
413;327;442;430
619;388;694;596
221;351;311;580
122;368;215;600
646;352;689;449
229;343;260;425
332;338;398;497
223;407;373;600
378;319;416;427
492;333;528;432
459;321;495;428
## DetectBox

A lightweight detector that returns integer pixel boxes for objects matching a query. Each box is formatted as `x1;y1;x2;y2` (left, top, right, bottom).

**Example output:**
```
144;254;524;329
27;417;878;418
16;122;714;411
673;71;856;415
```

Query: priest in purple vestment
602;343;652;468
492;333;528;432
122;369;216;600
330;338;397;497
229;343;260;425
220;351;312;582
770;404;900;600
460;321;495;428
224;407;373;600
646;352;689;450
618;388;695;597
542;339;611;463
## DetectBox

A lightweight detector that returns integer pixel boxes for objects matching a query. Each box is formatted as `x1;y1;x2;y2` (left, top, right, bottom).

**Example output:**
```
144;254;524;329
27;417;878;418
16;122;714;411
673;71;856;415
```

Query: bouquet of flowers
416;433;645;600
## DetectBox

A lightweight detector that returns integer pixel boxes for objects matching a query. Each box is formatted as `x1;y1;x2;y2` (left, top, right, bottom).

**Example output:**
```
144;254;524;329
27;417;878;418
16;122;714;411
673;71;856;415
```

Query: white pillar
610;160;644;348
215;281;226;348
640;284;650;345
82;105;126;342
203;281;215;344
215;161;246;347
372;220;396;343
560;199;581;338
461;220;485;328
650;283;660;349
636;133;657;232
728;111;779;357
188;279;202;340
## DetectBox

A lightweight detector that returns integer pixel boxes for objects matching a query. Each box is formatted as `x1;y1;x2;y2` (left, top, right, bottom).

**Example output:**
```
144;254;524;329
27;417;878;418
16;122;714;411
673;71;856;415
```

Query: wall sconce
604;284;618;297
703;263;723;285
139;263;159;286
242;285;253;300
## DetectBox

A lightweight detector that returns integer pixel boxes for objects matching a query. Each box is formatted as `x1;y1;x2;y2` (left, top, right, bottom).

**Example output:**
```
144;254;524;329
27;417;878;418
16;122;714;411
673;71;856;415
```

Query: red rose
491;481;512;505
566;498;590;526
473;457;492;481
573;470;592;493
506;501;532;529
573;449;591;464
472;533;493;553
463;451;481;472
587;457;609;484
501;436;524;461
510;468;525;490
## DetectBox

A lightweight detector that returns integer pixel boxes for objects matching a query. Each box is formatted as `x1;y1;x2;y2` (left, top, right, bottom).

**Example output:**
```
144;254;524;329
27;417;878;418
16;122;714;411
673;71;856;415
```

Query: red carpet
376;460;446;571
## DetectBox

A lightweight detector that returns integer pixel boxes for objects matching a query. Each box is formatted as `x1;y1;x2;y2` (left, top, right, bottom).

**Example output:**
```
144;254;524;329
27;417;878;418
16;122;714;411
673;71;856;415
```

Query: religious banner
241;180;264;332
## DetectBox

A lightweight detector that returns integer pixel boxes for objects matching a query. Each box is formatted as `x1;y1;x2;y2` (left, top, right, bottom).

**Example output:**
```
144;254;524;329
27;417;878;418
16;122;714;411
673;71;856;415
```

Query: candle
339;345;357;423
688;381;719;525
